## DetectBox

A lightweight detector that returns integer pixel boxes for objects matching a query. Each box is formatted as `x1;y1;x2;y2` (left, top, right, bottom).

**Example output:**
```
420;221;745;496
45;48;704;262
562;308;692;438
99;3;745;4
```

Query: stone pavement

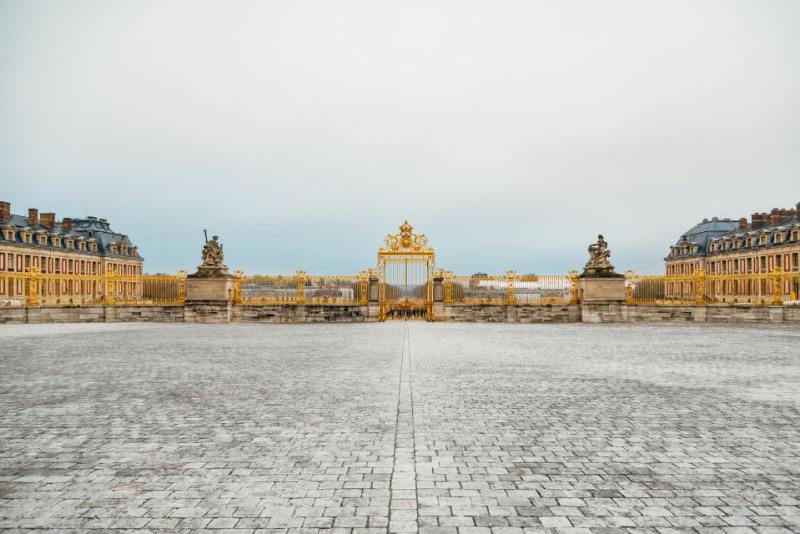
0;322;798;533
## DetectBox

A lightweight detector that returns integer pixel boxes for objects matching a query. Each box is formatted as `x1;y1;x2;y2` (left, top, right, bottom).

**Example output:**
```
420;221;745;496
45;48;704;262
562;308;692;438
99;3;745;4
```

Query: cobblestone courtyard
1;323;799;533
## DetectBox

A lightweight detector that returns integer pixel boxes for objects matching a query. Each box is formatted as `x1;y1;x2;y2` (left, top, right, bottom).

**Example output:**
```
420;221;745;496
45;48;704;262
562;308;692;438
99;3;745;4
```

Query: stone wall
232;305;370;323
1;302;798;325
106;305;184;323
0;305;184;324
440;304;580;323
705;305;788;324
184;300;231;323
580;303;628;323
625;304;798;324
626;305;696;323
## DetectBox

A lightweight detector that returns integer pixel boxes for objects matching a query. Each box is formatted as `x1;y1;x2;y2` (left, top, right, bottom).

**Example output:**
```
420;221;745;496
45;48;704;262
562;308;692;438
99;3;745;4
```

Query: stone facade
0;200;144;304
665;202;800;302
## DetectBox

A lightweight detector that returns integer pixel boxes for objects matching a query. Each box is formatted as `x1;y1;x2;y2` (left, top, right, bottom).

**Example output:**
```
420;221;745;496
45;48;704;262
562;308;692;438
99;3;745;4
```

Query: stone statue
586;234;612;270
189;233;230;278
581;234;621;278
201;235;224;267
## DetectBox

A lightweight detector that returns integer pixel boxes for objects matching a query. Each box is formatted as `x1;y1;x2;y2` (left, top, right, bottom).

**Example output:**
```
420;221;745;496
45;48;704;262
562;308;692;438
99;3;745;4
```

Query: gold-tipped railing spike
772;266;784;305
693;268;705;305
568;270;580;304
232;269;244;305
25;267;40;307
443;270;454;305
505;269;516;306
624;269;636;305
358;270;369;305
105;267;117;305
295;270;307;305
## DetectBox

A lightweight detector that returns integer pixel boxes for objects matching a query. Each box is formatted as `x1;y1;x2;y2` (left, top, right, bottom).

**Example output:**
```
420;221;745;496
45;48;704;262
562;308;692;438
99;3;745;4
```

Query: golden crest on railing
380;220;433;254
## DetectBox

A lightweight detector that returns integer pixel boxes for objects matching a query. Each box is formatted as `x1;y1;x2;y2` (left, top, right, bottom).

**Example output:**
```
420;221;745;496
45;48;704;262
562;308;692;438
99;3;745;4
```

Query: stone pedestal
432;275;444;302
185;276;234;323
579;269;627;323
186;277;234;301
579;275;626;304
368;275;380;303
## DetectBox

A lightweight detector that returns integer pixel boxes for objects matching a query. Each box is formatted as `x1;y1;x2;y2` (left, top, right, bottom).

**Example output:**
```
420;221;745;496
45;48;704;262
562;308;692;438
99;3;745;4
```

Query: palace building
665;202;800;301
0;200;143;303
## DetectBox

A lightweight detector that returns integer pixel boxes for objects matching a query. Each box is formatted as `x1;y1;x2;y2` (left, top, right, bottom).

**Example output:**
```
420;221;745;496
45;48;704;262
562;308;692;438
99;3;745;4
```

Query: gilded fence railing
235;271;363;305
626;269;800;305
444;272;575;305
0;268;186;307
4;267;798;309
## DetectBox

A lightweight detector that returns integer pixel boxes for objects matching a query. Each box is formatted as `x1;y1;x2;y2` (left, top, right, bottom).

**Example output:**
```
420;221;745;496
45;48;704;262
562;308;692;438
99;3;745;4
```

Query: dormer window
50;234;61;247
792;230;799;241
20;228;33;244
77;239;86;251
759;234;768;245
88;239;98;252
2;226;13;241
65;237;74;249
36;231;47;246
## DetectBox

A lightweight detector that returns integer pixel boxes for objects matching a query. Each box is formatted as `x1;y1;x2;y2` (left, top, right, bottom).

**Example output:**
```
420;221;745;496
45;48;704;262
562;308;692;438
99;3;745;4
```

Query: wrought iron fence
444;271;577;305
0;268;186;307
626;269;800;305
4;266;798;309
234;271;366;305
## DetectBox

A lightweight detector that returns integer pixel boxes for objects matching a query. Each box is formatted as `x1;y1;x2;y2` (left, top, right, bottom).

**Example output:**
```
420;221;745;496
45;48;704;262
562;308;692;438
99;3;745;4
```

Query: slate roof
0;214;140;258
669;214;800;259
673;219;739;254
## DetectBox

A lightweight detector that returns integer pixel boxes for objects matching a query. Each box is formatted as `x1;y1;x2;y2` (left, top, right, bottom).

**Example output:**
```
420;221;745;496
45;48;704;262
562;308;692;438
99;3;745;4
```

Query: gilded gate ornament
380;220;432;253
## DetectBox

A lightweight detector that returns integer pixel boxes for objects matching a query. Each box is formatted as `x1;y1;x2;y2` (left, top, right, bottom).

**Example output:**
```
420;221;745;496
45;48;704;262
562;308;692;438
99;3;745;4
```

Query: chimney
770;210;781;226
28;208;38;226
751;213;763;229
40;212;56;228
0;201;9;222
62;217;72;231
739;217;747;230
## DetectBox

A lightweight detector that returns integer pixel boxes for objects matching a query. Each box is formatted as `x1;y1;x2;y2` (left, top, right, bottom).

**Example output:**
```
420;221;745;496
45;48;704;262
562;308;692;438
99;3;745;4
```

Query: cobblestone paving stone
0;322;798;534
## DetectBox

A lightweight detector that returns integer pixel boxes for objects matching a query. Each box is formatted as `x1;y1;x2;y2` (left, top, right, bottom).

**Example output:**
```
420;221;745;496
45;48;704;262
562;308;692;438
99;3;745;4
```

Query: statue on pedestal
202;235;225;267
188;232;230;278
581;234;621;278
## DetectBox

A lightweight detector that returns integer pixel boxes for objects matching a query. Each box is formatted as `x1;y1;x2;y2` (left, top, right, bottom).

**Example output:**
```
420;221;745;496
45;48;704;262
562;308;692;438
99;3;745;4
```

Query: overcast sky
1;0;798;274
